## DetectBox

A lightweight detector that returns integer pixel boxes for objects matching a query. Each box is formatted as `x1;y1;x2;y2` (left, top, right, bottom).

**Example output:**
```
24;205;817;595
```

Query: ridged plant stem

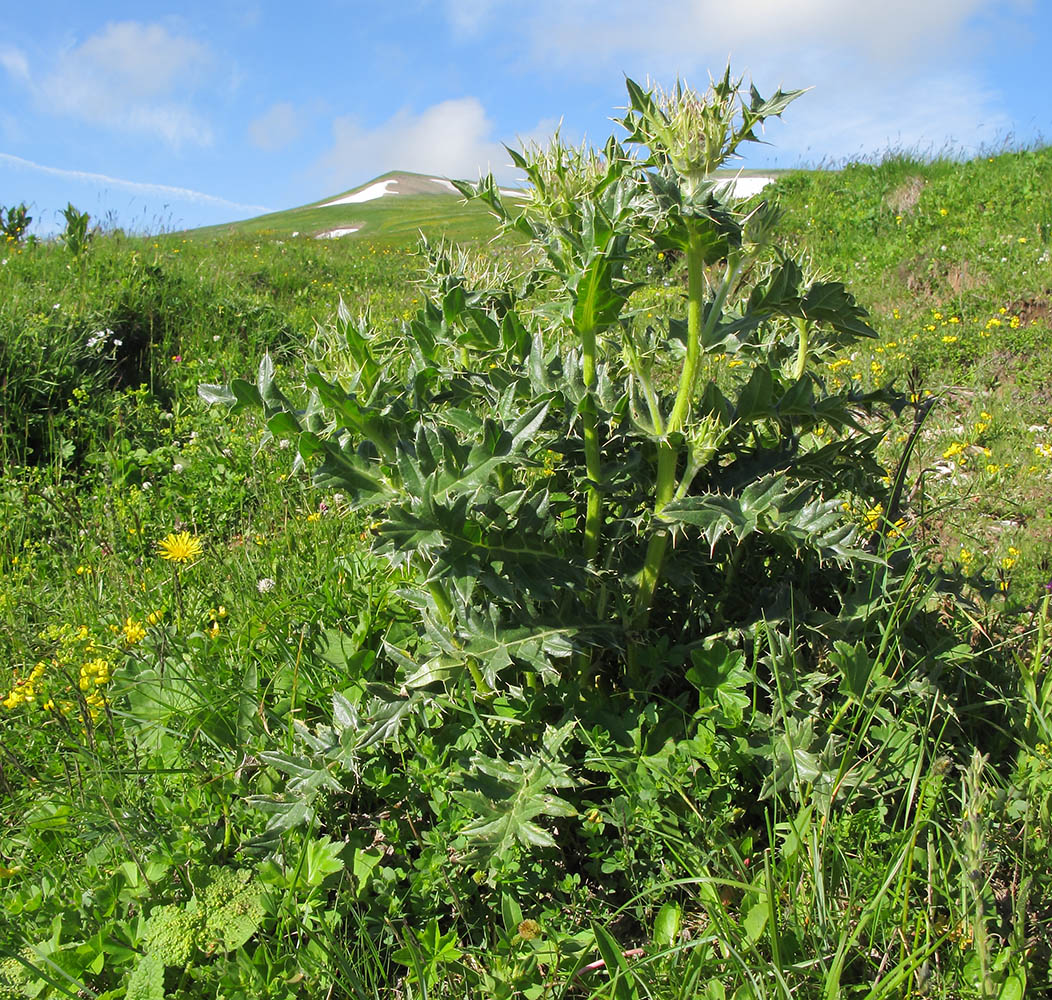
581;324;602;564
632;229;706;629
427;579;492;697
793;315;809;381
576;322;603;683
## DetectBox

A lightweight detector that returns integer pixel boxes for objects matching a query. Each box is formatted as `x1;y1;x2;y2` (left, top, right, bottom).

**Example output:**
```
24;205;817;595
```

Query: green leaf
200;868;266;954
830;640;885;702
735;364;774;421
800;281;877;339
742;899;768;944
592;923;639;1000
686;642;751;726
572;255;624;334
501;893;524;935
302;835;346;887
652;901;681;948
997;970;1026;1000
455;721;576;863
143;903;197;966
125;953;165;1000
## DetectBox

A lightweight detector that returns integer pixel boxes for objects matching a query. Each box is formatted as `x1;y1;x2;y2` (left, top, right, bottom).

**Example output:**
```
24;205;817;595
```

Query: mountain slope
189;167;783;244
190;170;509;244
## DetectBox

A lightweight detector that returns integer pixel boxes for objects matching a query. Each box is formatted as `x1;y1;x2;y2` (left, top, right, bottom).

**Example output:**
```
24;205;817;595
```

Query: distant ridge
189;167;780;244
189;169;519;243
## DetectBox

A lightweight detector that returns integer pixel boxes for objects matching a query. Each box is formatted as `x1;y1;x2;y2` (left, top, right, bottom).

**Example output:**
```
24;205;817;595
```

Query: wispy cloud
0;45;29;82
0;152;270;213
20;22;216;147
249;102;306;152
436;0;1031;160
442;0;498;36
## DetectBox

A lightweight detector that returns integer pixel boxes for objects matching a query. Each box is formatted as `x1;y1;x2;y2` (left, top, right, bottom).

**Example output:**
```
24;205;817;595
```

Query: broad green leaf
125;953;165;1000
652;901;681;948
742;899;768;944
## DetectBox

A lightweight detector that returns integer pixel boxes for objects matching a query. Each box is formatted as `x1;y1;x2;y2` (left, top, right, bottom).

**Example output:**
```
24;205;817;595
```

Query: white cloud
318;97;517;186
0;45;29;82
438;0;1031;160
0;152;269;213
442;0;498;36
37;22;214;147
249;102;304;151
480;0;1024;67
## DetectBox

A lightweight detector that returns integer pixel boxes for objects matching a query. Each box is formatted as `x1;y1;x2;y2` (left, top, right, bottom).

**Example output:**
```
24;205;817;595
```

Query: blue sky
0;1;1046;234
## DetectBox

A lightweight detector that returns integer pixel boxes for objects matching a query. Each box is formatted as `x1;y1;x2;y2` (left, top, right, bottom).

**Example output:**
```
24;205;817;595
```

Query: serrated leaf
801;281;877;339
455;721;576;863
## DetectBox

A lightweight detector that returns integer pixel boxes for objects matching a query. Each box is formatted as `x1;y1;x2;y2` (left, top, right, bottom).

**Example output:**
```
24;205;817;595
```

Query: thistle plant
202;71;900;697
0;202;31;243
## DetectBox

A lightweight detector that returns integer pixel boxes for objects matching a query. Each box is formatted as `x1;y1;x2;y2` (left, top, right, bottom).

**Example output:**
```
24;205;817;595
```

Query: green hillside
189;167;786;244
191;169;512;244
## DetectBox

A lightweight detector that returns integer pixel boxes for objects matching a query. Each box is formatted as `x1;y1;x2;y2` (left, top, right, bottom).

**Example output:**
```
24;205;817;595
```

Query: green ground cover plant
1;71;1051;999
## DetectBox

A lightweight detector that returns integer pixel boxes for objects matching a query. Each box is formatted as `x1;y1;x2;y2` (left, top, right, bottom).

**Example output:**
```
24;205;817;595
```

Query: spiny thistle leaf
455;721;577;863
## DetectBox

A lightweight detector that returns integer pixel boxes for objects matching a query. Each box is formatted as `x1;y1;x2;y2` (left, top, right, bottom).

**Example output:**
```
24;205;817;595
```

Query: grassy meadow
2;81;1052;1000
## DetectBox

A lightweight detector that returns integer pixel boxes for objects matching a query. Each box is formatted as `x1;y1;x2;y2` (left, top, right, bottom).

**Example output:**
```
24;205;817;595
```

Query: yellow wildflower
157;531;203;563
122;617;146;644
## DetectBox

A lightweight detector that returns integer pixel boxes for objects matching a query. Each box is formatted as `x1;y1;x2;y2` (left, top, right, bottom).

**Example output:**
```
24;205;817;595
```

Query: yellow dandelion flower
157;531;203;563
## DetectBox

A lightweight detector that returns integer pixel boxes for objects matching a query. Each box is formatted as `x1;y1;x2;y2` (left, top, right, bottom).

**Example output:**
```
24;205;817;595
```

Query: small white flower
257;577;276;593
279;439;290;450
213;334;221;342
173;462;184;473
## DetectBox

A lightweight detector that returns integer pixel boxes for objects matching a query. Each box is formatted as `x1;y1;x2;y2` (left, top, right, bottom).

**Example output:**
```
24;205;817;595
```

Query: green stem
427;579;493;698
581;323;602;564
576;323;604;683
582;401;602;563
666;229;708;434
792;315;809;381
633;232;734;631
